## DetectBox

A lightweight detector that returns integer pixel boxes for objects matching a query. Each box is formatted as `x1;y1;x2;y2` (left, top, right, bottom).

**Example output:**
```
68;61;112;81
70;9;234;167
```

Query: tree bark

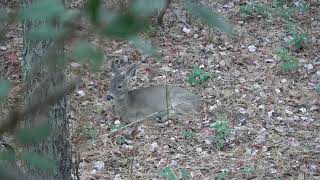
21;0;72;179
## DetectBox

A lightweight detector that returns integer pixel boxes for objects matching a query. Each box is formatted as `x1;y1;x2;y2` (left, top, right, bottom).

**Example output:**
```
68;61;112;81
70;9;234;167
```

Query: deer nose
106;94;113;101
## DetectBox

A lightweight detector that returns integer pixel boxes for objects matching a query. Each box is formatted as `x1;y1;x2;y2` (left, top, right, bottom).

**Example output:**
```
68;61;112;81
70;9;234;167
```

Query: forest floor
1;0;320;179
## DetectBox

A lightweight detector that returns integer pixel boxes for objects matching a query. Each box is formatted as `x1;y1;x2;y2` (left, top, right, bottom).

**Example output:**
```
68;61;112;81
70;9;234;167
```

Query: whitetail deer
107;62;202;123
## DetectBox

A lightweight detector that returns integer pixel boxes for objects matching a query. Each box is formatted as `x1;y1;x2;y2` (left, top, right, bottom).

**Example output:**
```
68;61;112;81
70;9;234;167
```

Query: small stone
182;27;191;34
90;169;97;174
196;147;202;153
70;62;81;68
219;60;226;67
305;63;313;70
209;105;216;112
268;110;274;117
94;161;105;171
285;109;293;115
281;79;287;83
239;77;246;83
248;45;256;52
239;107;247;114
265;59;275;63
193;34;199;38
77;90;85;97
310;105;318;111
114;174;122;180
299;107;307;113
150;142;159;152
206;44;214;50
114;49;123;54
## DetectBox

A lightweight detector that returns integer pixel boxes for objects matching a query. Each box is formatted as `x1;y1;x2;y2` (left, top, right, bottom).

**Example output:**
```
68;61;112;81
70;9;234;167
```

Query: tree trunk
21;0;72;179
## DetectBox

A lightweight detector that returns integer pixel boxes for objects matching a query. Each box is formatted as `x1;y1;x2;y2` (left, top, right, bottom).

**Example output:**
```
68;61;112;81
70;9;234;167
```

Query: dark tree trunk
21;0;72;179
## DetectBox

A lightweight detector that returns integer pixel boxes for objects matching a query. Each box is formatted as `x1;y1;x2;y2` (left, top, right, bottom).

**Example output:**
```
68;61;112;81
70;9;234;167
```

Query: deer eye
117;85;122;89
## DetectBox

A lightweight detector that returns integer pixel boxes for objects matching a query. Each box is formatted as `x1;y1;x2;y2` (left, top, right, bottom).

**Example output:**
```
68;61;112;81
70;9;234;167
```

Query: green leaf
0;8;9;21
0;80;10;98
19;0;64;21
0;151;15;161
185;2;234;35
181;169;190;180
21;152;57;171
86;0;101;23
15;123;50;144
61;9;81;23
159;166;178;180
194;68;201;76
71;42;104;71
131;0;166;17
103;14;148;39
28;25;63;40
239;4;254;16
129;36;160;57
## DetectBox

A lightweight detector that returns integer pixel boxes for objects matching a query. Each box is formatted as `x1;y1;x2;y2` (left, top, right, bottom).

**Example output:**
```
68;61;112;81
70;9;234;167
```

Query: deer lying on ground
107;62;202;124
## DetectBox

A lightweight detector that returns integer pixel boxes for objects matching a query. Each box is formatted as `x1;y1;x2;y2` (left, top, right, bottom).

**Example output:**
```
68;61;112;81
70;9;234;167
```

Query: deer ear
126;64;138;80
111;61;120;76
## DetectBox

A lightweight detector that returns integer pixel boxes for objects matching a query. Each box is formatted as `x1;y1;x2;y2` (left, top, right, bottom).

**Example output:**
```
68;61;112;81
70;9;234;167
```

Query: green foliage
15;123;50;144
296;2;309;13
315;83;320;95
288;32;307;50
71;42;104;71
159;166;178;180
187;67;212;87
180;169;191;180
0;80;10;99
115;136;129;145
253;3;273;18
273;0;285;8
180;129;195;139
241;166;256;175
0;151;15;161
217;170;230;180
19;0;64;21
21;152;57;171
239;5;254;16
103;13;148;39
211;116;231;150
185;2;234;35
61;9;81;23
239;2;272;18
131;0;166;17
28;25;63;40
0;8;9;22
240;1;308;21
86;0;101;23
129;36;160;57
145;24;157;37
276;49;299;71
79;123;98;141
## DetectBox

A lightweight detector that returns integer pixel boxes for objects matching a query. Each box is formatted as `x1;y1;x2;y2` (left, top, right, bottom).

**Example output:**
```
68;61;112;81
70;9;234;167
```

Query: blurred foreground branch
0;77;80;134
